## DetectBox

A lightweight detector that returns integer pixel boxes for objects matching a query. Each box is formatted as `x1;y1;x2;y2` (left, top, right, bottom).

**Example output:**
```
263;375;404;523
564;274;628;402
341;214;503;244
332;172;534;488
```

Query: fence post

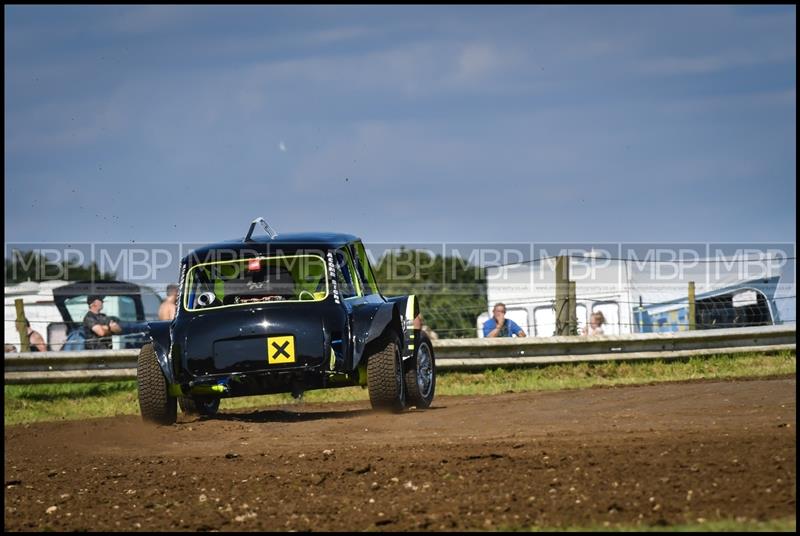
638;295;645;333
568;280;577;335
688;281;696;331
555;255;570;336
15;299;31;352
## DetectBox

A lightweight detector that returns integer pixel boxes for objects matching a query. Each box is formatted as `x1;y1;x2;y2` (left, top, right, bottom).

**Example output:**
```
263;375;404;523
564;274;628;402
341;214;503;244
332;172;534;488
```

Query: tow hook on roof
244;217;278;242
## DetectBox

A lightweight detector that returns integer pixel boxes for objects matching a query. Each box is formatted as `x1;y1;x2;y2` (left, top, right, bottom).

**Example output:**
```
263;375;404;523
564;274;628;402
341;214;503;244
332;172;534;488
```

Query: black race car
137;218;435;424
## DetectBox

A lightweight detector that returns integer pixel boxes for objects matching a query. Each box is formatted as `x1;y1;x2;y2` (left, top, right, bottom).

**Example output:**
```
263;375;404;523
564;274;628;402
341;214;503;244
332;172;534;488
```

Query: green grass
505;516;796;532
4;350;795;426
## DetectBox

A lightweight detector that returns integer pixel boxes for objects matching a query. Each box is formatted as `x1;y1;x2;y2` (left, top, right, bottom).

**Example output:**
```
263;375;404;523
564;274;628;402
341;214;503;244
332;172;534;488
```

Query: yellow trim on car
405;294;416;336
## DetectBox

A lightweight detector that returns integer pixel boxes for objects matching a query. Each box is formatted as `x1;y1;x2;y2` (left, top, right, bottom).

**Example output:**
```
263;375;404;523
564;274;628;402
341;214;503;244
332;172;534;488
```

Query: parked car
4;280;161;351
137;218;436;423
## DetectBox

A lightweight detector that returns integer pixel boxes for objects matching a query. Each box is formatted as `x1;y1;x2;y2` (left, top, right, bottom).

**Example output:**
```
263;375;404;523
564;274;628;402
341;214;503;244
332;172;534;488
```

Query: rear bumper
172;365;357;398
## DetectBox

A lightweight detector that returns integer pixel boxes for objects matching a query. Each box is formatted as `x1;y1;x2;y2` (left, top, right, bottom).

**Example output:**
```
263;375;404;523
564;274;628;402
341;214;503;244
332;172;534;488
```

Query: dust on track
4;377;796;531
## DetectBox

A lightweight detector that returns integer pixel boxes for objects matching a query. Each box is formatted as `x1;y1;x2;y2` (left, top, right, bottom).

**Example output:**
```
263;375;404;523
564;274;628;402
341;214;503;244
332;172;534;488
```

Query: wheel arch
354;302;404;369
145;320;175;385
385;294;418;359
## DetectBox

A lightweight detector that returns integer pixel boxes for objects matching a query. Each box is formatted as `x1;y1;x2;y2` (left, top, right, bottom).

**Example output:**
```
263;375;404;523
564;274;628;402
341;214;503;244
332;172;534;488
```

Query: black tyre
367;335;406;412
179;396;220;416
137;343;177;424
404;332;436;409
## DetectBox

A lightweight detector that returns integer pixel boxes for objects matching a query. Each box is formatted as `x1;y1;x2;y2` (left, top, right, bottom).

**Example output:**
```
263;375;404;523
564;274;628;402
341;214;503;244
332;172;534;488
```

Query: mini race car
137;218;435;424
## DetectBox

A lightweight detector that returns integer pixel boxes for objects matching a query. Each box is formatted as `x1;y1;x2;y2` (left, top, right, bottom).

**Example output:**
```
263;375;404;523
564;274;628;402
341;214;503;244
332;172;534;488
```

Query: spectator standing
83;295;122;350
158;284;179;320
26;320;47;352
483;303;526;337
583;311;606;336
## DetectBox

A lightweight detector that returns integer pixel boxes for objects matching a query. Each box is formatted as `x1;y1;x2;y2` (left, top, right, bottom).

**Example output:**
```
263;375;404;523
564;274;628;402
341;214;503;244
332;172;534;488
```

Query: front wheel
404;333;436;409
137;343;177;424
367;335;406;412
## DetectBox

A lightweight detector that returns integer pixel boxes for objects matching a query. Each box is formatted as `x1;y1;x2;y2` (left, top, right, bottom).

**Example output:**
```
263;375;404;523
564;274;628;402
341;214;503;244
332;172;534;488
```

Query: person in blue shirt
483;302;526;337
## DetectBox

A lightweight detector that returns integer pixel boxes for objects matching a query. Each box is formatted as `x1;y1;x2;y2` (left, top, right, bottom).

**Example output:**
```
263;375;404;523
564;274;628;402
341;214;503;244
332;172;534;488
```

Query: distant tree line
372;248;487;339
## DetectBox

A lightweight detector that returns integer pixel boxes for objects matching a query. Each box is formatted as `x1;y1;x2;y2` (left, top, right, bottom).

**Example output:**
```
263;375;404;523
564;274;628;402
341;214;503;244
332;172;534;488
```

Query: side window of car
334;249;359;299
351;242;380;296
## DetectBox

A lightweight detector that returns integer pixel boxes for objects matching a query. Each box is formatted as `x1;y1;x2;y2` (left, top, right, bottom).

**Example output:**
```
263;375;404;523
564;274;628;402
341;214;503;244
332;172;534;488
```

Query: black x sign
271;340;290;359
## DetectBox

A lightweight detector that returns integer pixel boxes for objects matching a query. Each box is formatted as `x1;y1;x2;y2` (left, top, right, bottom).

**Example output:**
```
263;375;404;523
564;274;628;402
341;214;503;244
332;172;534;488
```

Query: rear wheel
404;333;436;409
179;396;220;416
137;343;177;424
367;335;406;412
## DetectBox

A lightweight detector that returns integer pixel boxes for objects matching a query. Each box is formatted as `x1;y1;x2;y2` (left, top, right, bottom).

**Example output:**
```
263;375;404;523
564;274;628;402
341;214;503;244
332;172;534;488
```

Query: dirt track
4;377;796;531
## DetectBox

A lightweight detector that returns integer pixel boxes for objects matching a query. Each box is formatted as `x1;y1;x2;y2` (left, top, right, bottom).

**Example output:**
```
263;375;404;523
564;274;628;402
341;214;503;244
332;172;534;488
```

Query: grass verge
4;350;795;426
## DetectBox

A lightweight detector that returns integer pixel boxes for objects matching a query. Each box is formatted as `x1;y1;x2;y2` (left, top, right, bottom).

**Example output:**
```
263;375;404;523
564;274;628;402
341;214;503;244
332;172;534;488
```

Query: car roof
184;232;361;261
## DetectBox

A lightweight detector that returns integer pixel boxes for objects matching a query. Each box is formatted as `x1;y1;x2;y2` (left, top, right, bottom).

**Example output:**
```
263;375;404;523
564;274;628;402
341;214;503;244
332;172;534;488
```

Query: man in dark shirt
83;295;122;350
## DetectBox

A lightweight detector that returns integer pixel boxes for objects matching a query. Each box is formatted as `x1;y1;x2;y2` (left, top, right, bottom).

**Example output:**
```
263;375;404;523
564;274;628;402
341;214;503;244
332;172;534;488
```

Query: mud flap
146;321;175;386
386;294;418;361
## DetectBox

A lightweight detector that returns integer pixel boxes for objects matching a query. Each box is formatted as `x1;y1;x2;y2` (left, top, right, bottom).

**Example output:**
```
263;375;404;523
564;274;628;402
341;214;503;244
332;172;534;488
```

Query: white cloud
456;44;498;80
232;39;527;99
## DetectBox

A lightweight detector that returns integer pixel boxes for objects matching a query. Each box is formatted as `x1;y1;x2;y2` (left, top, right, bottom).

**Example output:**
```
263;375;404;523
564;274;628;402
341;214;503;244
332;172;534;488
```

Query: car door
330;247;362;369
348;241;396;357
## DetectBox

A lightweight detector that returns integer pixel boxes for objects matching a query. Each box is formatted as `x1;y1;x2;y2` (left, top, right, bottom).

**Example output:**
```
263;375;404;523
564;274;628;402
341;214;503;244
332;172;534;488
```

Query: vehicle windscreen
184;254;328;311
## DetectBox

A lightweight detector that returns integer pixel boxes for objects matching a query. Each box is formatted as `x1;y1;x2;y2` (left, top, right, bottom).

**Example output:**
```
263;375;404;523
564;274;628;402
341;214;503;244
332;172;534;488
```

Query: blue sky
4;5;796;245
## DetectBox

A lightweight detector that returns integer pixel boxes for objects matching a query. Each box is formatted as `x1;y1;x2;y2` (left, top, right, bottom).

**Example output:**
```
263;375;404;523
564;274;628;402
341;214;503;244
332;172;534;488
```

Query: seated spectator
483;303;526;338
83;295;122;350
583;311;606;336
5;344;18;353
158;284;179;320
25;320;47;352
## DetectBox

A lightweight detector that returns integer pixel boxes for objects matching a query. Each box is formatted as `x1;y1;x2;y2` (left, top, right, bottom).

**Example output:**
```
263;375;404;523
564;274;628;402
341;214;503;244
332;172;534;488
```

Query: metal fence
4;324;795;384
433;324;796;370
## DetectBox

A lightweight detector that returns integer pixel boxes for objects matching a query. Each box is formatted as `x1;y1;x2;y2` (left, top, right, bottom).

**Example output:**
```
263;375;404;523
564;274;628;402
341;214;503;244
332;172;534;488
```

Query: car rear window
183;254;328;311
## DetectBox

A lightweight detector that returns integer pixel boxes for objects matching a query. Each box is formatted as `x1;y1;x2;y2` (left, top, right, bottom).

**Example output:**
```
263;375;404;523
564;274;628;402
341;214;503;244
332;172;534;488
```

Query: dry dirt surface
4;377;796;531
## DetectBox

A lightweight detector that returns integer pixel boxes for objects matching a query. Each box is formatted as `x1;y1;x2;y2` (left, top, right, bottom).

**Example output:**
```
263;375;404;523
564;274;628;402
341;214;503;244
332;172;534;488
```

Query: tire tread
367;336;404;411
137;343;177;424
